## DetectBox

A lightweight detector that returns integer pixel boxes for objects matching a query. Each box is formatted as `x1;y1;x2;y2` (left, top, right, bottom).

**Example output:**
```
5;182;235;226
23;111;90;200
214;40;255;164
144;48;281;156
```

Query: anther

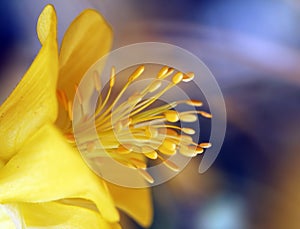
145;126;158;138
180;114;198;122
180;135;194;144
110;67;116;87
129;65;145;82
56;90;63;104
145;150;158;159
199;142;212;148
162;139;177;151
172;72;184;84
182;128;196;135
183;72;195;82
138;169;154;184
128;93;142;104
186;100;203;107
67;100;73;121
65;133;75;142
163;159;180;172
179;145;197;157
148;80;162;92
164;68;174;78
165;128;178;136
130;158;147;169
57;89;68;110
93;70;101;92
199;111;212;118
117;145;132;154
164;110;179;122
158;144;176;155
196;146;204;154
157;66;169;79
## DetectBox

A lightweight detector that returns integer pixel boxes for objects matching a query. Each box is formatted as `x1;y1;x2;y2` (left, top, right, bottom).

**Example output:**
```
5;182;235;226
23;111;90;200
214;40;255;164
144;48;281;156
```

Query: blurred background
1;0;300;228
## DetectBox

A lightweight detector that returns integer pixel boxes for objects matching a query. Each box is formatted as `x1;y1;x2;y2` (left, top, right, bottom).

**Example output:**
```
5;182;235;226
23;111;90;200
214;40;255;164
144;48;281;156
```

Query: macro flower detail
0;4;151;228
70;64;212;184
0;2;213;229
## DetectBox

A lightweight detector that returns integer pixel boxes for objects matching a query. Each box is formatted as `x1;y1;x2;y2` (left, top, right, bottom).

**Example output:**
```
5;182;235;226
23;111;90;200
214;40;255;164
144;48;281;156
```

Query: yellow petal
20;201;121;229
0;160;5;170
0;211;15;229
37;4;57;45
107;183;153;227
55;9;112;129
0;123;119;223
0;4;58;160
0;204;22;229
58;8;113;102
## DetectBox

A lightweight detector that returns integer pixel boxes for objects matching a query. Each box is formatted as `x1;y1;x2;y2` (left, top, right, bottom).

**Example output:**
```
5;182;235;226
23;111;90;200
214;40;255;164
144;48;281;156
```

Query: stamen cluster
58;65;212;183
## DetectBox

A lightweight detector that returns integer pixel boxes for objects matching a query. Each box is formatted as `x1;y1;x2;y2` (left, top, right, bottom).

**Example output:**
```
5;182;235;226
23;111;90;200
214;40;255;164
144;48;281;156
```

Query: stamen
162;128;179;137
199;142;212;148
183;72;195;82
179;145;197;157
71;65;212;184
158;155;180;172
158;144;176;155
67;100;73;121
163;160;180;172
179;113;198;122
148;80;162;92
129;65;145;82
196;146;204;154
128;93;143;104
131;103;176;124
94;67;116;118
162;139;177;151
157;66;169;79
137;169;154;184
97;66;143;122
199;111;212;118
145;126;158;138
57;89;68;110
186;100;203;107
182;128;196;135
172;72;183;84
116;145;132;154
110;67;116;87
145;150;158;159
164;110;179;122
65;133;75;143
159;67;174;79
130;158;147;169
181;135;194;143
130;81;178;117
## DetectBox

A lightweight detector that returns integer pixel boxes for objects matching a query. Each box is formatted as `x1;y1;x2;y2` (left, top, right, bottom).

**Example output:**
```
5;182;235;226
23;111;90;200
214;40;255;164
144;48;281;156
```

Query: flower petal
0;4;58;160
37;4;56;45
19;202;121;229
0;160;5;170
55;9;112;129
58;8;112;102
0;123;119;223
107;183;153;227
0;204;22;229
0;210;15;229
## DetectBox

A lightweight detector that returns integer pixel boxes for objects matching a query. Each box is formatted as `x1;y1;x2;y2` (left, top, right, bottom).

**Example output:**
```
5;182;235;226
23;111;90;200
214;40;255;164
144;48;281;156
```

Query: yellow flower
0;4;152;229
0;3;212;229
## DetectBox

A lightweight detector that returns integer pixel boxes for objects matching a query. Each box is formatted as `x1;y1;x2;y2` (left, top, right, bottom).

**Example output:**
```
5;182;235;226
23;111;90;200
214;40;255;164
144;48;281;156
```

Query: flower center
57;65;212;183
